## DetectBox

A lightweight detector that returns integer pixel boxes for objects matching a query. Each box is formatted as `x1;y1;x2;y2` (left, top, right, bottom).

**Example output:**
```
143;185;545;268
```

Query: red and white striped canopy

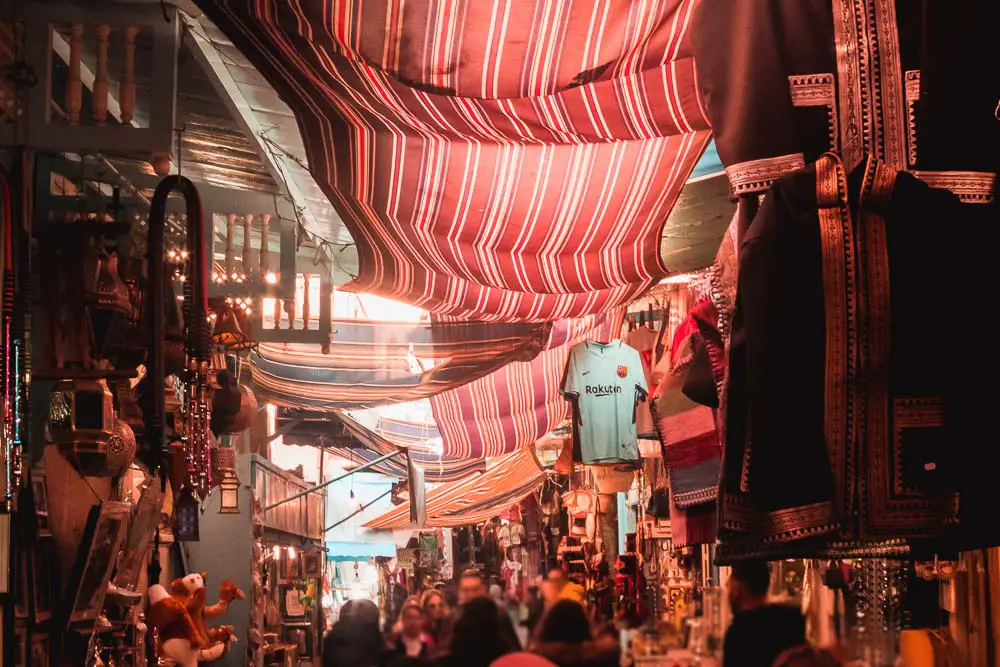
197;0;711;321
365;446;544;529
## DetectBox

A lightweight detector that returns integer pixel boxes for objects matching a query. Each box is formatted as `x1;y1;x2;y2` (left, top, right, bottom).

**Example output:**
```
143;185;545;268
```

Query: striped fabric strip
196;0;711;322
430;308;624;458
333;414;485;482
249;318;550;409
364;447;544;529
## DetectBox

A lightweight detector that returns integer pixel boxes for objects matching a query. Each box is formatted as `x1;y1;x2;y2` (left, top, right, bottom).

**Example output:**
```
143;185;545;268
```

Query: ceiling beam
182;15;325;257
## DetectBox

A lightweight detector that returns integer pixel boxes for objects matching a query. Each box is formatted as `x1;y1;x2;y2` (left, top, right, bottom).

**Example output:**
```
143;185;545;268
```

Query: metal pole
325;488;393;533
264;449;403;511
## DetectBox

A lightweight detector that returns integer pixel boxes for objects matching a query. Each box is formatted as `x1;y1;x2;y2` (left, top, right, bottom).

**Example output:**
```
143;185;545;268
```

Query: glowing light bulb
264;272;278;285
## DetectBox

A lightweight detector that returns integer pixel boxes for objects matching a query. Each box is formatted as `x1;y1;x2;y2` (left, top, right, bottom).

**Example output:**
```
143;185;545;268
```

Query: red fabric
196;0;711;321
430;309;623;458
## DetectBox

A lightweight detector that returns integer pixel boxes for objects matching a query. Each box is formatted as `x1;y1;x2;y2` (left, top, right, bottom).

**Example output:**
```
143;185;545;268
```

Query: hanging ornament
174;487;200;541
106;418;137;478
211;370;257;436
48;379;115;476
210;301;250;350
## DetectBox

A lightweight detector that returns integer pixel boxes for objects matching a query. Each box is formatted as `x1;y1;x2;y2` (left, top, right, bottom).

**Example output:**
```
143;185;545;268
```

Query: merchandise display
562;340;649;465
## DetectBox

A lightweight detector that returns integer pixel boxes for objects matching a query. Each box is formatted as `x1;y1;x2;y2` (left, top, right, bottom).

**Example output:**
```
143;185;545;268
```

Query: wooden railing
0;4;179;158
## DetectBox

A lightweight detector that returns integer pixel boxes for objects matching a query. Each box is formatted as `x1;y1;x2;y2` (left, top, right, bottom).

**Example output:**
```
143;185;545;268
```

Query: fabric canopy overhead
333;413;485;482
196;0;711;322
365;447;544;529
250;318;550;409
431;308;624;458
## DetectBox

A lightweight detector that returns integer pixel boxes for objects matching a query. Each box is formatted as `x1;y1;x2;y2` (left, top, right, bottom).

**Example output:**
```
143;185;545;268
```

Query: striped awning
196;0;711;322
333;413;485;482
430;308;624;458
364;447;544;529
250;318;550;409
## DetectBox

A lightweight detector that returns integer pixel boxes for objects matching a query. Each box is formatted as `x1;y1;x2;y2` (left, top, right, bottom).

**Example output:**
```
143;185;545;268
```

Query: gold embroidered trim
725;154;806;196
815;154;856;525
913;171;997;204
788;73;839;152
873;0;907;170
892;397;946;497
858;157;896;538
832;0;869;170
905;70;920;167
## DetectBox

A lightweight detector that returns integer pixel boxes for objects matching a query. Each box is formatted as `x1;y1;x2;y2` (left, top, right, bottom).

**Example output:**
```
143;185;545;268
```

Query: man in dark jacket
457;569;521;650
723;560;805;667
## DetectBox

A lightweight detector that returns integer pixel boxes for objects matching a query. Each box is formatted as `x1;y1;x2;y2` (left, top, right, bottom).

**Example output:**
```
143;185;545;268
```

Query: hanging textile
250;318;550;409
365;448;545;529
692;0;1000;559
430;309;624;458
195;0;711;322
332;415;486;482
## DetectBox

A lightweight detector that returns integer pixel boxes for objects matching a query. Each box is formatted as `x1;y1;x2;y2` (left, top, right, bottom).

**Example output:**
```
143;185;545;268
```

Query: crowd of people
322;561;846;667
322;567;621;667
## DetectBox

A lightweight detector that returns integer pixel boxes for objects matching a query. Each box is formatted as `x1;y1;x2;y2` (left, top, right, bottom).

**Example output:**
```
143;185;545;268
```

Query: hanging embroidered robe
691;0;1000;559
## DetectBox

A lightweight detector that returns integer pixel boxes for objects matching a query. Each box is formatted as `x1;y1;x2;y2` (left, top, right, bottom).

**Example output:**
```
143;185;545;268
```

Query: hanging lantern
105;418;137;478
174;487;200;541
211;302;250;350
211;370;258;436
85;249;132;355
48;379;115;476
212;447;240;514
219;468;240;514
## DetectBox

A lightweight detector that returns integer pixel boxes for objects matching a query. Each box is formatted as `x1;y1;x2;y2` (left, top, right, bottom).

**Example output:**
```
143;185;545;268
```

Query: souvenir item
147;572;244;667
561;340;648;464
48;379;115;476
65;501;131;627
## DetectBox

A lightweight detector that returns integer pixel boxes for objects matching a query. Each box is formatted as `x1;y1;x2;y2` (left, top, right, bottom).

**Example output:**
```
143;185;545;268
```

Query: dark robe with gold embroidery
691;0;1000;559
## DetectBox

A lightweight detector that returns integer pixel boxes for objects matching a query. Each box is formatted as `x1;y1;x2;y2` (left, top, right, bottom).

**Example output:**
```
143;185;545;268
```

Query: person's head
773;645;843;667
339;598;380;626
547;568;567;590
399;600;425;637
541;580;560;607
536;599;591;645
727;559;771;612
323;599;384;667
421;589;448;622
458;568;488;605
449;597;512;667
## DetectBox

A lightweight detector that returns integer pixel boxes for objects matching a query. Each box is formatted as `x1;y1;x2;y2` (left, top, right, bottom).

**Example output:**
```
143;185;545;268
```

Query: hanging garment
626;326;659;437
653;301;723;510
720;154;971;560
691;0;1000;558
561;340;648;464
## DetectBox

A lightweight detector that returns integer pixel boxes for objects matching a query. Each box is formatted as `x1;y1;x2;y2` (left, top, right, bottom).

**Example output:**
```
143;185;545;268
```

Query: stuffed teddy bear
148;572;245;667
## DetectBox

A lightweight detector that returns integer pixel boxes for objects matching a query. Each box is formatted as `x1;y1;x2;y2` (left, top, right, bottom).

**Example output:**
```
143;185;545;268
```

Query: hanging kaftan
690;0;1000;559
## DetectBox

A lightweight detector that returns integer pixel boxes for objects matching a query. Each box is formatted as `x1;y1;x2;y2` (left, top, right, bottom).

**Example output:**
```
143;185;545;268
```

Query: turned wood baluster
319;272;332;354
260;213;271;279
93;25;111;125
66;24;84;125
224;214;236;281
301;274;311;330
121;26;137;125
242;213;255;281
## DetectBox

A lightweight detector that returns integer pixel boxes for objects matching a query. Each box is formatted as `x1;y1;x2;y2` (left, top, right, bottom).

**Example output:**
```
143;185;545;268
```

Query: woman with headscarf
322;599;393;667
530;600;619;667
